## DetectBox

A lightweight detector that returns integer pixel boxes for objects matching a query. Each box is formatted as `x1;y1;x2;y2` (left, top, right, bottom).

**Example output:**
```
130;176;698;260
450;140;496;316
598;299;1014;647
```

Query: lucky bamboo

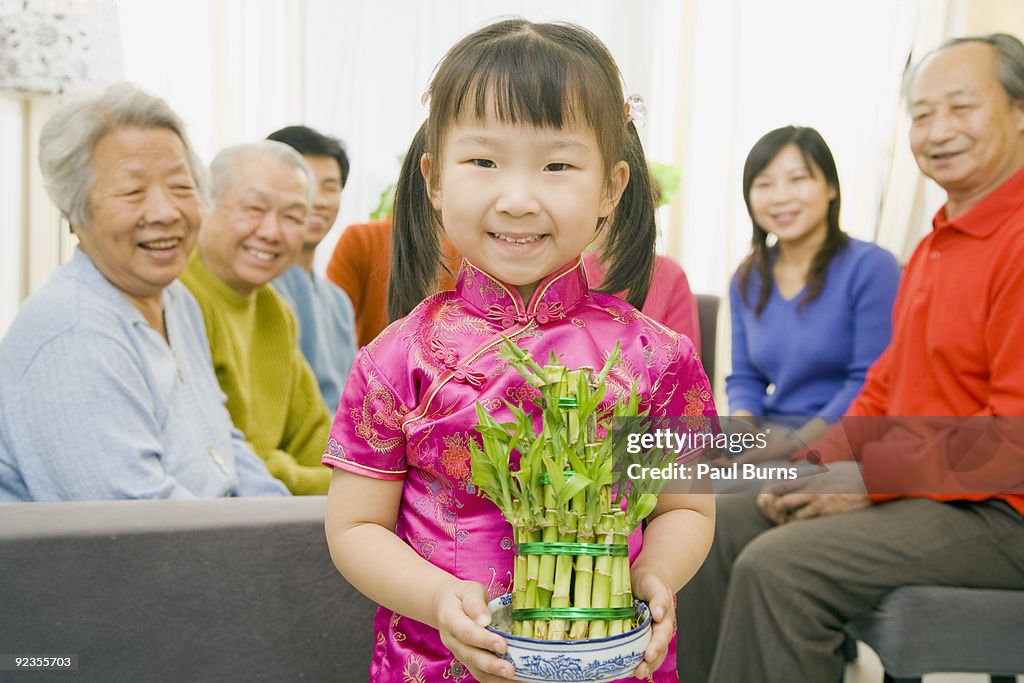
469;338;680;641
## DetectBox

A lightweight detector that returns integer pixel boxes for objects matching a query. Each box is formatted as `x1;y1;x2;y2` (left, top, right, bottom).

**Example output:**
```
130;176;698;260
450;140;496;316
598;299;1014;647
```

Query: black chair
844;585;1024;682
696;293;720;387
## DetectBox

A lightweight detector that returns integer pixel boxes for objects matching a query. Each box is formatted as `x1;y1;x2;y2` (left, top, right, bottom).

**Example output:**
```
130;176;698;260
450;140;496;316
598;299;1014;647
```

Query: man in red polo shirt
680;33;1024;682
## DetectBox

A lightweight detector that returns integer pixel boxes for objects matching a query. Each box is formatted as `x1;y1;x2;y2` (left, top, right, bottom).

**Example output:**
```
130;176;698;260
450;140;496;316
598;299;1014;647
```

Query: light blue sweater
0;249;289;501
272;265;357;413
727;238;900;420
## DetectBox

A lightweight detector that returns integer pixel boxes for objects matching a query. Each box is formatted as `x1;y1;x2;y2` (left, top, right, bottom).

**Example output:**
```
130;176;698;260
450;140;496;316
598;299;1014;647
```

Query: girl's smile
422;114;628;303
489;231;546;245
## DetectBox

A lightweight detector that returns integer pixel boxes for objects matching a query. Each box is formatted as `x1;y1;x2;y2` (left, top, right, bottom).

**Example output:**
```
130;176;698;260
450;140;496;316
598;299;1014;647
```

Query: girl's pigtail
388;121;441;322
593;122;656;310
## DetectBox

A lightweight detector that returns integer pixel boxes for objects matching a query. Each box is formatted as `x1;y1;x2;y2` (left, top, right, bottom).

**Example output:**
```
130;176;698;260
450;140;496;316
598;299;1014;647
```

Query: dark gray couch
0;497;375;682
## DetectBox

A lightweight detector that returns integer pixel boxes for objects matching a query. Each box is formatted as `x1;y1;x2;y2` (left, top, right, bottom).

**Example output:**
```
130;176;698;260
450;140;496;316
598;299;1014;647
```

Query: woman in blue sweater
727;126;900;461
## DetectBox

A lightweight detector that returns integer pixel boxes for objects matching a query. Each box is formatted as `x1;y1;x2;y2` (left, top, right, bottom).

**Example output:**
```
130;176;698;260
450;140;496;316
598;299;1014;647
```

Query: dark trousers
677;495;1024;683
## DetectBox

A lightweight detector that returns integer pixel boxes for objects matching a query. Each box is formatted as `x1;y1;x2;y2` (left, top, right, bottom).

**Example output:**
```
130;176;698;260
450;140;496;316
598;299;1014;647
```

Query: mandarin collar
455;257;589;327
932;167;1024;238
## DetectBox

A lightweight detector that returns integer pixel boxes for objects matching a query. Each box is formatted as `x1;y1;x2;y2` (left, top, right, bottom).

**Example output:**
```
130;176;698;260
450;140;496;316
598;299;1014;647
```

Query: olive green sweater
181;252;331;494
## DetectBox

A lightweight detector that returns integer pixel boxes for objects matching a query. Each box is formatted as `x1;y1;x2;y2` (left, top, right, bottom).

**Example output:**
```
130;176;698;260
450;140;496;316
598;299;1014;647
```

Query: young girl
324;19;716;682
727;126;900;461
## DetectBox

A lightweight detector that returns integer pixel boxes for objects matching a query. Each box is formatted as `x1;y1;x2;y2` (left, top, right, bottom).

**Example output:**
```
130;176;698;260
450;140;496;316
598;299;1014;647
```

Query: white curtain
875;0;964;258
0;0;1004;338
118;0;305;162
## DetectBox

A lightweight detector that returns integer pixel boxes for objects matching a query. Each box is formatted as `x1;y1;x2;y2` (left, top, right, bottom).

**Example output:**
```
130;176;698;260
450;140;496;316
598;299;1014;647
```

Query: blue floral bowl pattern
486;593;652;683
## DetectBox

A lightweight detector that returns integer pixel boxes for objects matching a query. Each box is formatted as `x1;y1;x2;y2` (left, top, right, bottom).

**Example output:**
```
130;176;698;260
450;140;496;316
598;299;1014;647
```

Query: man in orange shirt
680;34;1024;682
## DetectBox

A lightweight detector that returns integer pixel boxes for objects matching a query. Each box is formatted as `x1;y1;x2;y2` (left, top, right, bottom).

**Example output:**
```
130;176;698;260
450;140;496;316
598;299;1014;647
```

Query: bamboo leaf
558;473;592;506
629;493;659;526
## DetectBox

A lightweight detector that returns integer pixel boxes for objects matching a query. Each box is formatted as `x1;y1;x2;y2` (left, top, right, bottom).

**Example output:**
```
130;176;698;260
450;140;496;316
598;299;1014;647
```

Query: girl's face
423;114;628;302
747;143;835;248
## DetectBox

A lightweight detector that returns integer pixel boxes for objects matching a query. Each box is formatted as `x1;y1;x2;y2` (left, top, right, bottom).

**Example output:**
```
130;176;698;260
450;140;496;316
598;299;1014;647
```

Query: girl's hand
434;579;516;681
630;570;676;680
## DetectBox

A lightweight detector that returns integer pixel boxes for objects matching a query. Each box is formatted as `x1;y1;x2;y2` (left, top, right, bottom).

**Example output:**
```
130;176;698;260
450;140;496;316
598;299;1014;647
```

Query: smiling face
909;42;1024;214
746;143;836;249
77;126;201;304
422;114;627;302
198;152;310;295
302;154;343;248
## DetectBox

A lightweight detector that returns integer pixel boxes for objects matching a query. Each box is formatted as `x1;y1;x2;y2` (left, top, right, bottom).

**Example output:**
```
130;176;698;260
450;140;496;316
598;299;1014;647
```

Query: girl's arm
629;492;716;680
324;469;516;681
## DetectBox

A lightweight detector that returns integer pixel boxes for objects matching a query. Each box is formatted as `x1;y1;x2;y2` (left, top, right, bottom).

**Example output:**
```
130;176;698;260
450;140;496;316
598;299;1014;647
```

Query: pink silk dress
324;258;717;682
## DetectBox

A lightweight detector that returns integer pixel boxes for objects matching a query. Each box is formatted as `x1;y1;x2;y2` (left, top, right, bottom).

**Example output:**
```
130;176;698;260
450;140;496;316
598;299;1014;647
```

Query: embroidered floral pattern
571;317;587;328
683;385;714;430
440;433;472;483
506;384;539;405
480;397;503;412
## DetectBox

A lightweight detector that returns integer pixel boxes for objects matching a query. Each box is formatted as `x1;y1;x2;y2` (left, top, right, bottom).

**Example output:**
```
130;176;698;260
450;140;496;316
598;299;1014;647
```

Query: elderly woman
0;83;287;501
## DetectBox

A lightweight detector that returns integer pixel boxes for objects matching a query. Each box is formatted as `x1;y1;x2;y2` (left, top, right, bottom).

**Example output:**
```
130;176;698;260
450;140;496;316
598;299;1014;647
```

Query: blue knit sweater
726;238;900;420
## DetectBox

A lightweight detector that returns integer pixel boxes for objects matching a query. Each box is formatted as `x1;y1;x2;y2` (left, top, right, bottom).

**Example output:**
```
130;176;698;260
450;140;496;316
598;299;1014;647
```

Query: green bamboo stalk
588;509;616;640
609;513;629;636
548;509;576;641
524;526;541;633
567;483;591;640
512;526;529;637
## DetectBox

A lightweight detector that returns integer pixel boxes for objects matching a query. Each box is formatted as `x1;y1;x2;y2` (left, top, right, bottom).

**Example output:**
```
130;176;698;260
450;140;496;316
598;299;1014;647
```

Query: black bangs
426;21;624;166
459;40;590;131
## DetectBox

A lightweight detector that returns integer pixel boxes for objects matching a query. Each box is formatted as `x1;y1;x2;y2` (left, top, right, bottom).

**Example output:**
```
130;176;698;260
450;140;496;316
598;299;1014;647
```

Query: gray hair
906;32;1024;106
208;141;315;208
37;82;207;228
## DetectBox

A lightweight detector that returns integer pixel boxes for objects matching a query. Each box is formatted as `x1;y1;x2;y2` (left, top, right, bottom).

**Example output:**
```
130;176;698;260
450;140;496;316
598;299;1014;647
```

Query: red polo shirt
825;168;1024;514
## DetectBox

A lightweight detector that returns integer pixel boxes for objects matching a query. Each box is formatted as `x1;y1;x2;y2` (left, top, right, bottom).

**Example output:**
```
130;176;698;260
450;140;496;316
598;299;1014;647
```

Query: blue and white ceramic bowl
485;593;652;683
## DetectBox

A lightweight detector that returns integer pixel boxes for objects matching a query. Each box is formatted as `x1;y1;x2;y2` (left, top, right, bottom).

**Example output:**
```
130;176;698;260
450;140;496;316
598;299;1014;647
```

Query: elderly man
266;125;357;413
679;33;1024;682
181;141;332;495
